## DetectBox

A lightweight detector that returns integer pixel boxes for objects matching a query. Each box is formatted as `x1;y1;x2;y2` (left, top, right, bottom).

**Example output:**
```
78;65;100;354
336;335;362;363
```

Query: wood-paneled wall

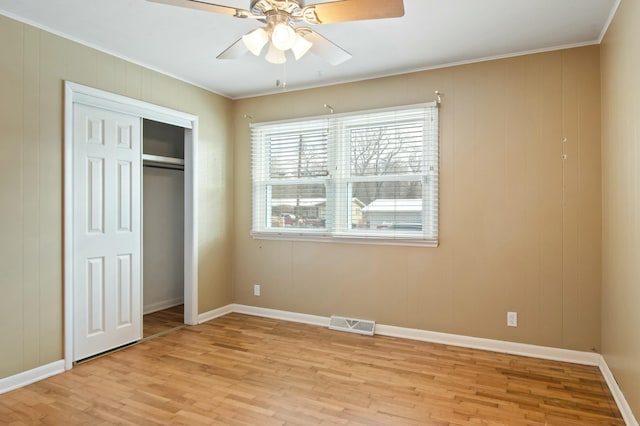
233;46;602;353
601;0;640;417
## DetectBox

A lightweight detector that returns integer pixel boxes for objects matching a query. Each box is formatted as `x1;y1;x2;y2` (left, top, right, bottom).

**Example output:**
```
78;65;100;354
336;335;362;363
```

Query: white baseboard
0;360;65;395
229;304;600;365
197;304;235;324
231;304;330;327
143;297;184;315
599;356;639;426
375;323;601;366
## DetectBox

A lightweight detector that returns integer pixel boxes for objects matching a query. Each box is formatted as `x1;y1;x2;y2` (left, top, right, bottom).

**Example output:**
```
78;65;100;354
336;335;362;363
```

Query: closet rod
142;153;184;165
143;163;184;171
142;153;184;170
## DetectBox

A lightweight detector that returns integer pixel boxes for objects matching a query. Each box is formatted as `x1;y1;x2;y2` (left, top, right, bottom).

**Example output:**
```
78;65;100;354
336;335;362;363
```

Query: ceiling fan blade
217;37;248;59
303;0;404;24
304;31;352;66
146;0;252;18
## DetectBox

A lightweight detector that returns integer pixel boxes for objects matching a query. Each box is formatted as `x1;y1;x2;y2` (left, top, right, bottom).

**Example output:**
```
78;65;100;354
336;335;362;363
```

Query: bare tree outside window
350;122;424;206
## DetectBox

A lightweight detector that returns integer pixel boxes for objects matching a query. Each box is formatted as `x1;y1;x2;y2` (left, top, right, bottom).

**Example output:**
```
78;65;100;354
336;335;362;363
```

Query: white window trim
251;102;439;247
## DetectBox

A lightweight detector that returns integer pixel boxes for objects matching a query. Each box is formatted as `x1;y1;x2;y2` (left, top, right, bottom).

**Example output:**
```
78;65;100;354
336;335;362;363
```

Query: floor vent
329;316;376;336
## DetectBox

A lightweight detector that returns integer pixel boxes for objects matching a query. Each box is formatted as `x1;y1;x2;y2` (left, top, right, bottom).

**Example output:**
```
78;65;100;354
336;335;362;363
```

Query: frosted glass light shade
291;34;312;60
242;27;269;56
271;23;296;50
265;43;286;64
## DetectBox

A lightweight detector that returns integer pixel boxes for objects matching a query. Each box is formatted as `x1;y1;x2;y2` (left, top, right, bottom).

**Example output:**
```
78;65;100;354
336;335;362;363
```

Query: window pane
269;132;328;179
350;122;424;176
251;103;438;243
269;184;327;229
353;181;423;230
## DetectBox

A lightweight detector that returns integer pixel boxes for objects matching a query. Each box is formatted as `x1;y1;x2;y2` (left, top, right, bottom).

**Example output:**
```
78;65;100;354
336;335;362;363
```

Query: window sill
250;231;438;248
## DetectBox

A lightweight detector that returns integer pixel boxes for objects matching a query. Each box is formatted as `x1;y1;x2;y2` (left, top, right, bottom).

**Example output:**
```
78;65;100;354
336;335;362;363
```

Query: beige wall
601;0;640;417
0;15;234;379
233;46;602;352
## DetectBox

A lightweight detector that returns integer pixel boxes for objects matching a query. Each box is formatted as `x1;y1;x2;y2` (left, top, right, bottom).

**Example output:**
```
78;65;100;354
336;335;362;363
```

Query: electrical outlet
253;284;261;296
507;311;518;327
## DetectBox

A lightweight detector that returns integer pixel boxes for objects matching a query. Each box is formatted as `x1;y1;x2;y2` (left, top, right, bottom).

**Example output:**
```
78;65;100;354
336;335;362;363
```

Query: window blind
251;102;439;246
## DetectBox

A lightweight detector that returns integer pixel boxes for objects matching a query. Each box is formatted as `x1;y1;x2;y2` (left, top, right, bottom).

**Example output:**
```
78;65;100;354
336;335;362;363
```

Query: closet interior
142;119;186;338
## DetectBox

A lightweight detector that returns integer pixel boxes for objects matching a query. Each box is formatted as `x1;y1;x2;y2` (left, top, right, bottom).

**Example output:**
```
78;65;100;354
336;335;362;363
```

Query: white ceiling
0;0;619;99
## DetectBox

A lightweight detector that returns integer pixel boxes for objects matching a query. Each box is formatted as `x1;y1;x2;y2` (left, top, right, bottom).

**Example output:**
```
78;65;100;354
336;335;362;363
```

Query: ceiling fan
146;0;405;65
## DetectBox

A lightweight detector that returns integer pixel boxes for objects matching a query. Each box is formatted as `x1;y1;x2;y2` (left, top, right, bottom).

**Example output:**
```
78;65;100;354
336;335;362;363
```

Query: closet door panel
73;103;142;361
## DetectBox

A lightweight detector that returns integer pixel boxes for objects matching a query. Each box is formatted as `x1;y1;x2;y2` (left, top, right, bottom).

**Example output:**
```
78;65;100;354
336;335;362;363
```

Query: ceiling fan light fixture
265;43;286;64
291;33;312;60
271;22;297;51
242;27;269;56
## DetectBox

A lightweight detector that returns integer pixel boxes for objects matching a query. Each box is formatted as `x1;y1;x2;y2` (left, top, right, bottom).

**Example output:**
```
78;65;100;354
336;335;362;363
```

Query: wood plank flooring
144;305;185;338
0;313;623;425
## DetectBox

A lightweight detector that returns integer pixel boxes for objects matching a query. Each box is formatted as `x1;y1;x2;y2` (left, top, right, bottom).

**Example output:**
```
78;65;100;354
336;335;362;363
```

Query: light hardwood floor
144;305;185;338
0;313;623;425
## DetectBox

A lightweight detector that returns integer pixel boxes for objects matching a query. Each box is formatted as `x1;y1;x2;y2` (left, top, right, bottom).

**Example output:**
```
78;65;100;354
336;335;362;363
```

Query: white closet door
73;103;142;361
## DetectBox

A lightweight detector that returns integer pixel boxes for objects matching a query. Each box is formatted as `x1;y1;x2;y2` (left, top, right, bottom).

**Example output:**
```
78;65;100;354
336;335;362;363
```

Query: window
251;103;439;246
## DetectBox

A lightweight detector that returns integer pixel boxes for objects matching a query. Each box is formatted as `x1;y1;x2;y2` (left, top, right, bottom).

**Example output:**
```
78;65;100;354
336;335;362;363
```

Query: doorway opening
142;119;186;339
64;82;199;368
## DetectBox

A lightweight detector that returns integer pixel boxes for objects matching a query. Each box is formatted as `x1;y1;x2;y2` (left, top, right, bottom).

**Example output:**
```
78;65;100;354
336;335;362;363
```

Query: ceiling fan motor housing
250;0;303;17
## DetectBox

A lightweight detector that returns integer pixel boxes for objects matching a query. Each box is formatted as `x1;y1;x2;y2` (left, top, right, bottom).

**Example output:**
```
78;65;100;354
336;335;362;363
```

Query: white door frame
63;81;199;370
